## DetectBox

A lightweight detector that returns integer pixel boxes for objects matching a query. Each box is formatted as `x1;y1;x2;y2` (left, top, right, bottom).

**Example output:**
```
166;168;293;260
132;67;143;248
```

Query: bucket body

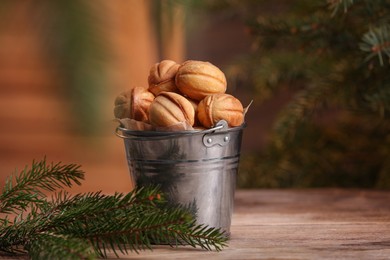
117;120;244;233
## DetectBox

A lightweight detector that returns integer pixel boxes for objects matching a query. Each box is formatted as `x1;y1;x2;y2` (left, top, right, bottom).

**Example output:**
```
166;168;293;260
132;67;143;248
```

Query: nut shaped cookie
148;60;180;96
197;94;244;128
114;87;155;122
175;60;227;101
149;92;195;127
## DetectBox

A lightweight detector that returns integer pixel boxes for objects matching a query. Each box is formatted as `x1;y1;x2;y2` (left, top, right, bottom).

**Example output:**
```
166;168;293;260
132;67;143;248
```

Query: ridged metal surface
118;121;245;233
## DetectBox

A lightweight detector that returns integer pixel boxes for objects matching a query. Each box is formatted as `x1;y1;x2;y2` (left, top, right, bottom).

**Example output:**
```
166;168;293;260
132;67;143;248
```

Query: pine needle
0;159;228;259
0;158;84;215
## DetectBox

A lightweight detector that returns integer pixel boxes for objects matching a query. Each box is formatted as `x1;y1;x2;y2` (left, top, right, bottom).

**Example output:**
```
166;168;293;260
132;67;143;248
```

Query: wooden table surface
109;189;390;260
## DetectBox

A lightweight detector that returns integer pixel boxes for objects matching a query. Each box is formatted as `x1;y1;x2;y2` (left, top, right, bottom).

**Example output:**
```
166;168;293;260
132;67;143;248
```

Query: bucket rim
115;120;246;139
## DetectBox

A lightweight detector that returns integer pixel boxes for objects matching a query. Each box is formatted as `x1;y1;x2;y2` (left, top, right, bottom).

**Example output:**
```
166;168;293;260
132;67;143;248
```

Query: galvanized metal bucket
116;120;245;234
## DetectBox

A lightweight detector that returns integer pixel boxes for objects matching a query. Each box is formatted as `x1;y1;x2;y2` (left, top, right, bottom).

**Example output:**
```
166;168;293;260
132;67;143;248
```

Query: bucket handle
115;121;227;139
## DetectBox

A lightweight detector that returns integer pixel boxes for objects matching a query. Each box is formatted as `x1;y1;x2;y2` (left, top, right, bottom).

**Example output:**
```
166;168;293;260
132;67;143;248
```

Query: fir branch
272;80;335;149
328;0;355;16
0;158;84;215
360;24;390;65
36;188;226;257
0;161;228;259
363;83;390;118
210;0;390;188
27;232;96;260
248;11;358;57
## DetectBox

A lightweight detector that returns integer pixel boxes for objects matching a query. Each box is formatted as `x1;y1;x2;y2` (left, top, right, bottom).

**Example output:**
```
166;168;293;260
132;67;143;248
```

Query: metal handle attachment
202;120;231;147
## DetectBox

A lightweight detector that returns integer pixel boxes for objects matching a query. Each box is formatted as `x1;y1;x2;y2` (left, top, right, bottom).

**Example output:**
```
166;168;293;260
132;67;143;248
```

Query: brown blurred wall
0;1;183;193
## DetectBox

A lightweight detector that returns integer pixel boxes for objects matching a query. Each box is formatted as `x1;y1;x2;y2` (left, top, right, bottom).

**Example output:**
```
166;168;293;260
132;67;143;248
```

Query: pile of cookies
114;60;245;131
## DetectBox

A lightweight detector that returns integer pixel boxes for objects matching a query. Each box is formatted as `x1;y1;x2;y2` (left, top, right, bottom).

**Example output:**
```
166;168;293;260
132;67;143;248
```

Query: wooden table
110;189;390;259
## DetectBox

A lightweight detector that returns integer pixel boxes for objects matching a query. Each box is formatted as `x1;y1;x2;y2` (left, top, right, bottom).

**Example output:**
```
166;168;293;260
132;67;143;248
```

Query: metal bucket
116;120;245;234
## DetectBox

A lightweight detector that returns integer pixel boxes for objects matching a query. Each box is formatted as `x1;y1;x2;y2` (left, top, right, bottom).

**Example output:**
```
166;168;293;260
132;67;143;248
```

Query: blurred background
0;0;389;193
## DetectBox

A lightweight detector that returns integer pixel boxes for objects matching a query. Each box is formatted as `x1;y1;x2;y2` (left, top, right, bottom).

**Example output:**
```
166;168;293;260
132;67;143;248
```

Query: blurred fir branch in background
192;0;390;188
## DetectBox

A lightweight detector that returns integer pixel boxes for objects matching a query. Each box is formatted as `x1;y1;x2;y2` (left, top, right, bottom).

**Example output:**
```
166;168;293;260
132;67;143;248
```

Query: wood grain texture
106;189;390;259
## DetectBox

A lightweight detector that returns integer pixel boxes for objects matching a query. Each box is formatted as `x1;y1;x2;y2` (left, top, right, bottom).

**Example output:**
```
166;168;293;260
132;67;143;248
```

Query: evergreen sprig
0;159;228;259
0;158;84;215
360;24;390;65
328;0;354;16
